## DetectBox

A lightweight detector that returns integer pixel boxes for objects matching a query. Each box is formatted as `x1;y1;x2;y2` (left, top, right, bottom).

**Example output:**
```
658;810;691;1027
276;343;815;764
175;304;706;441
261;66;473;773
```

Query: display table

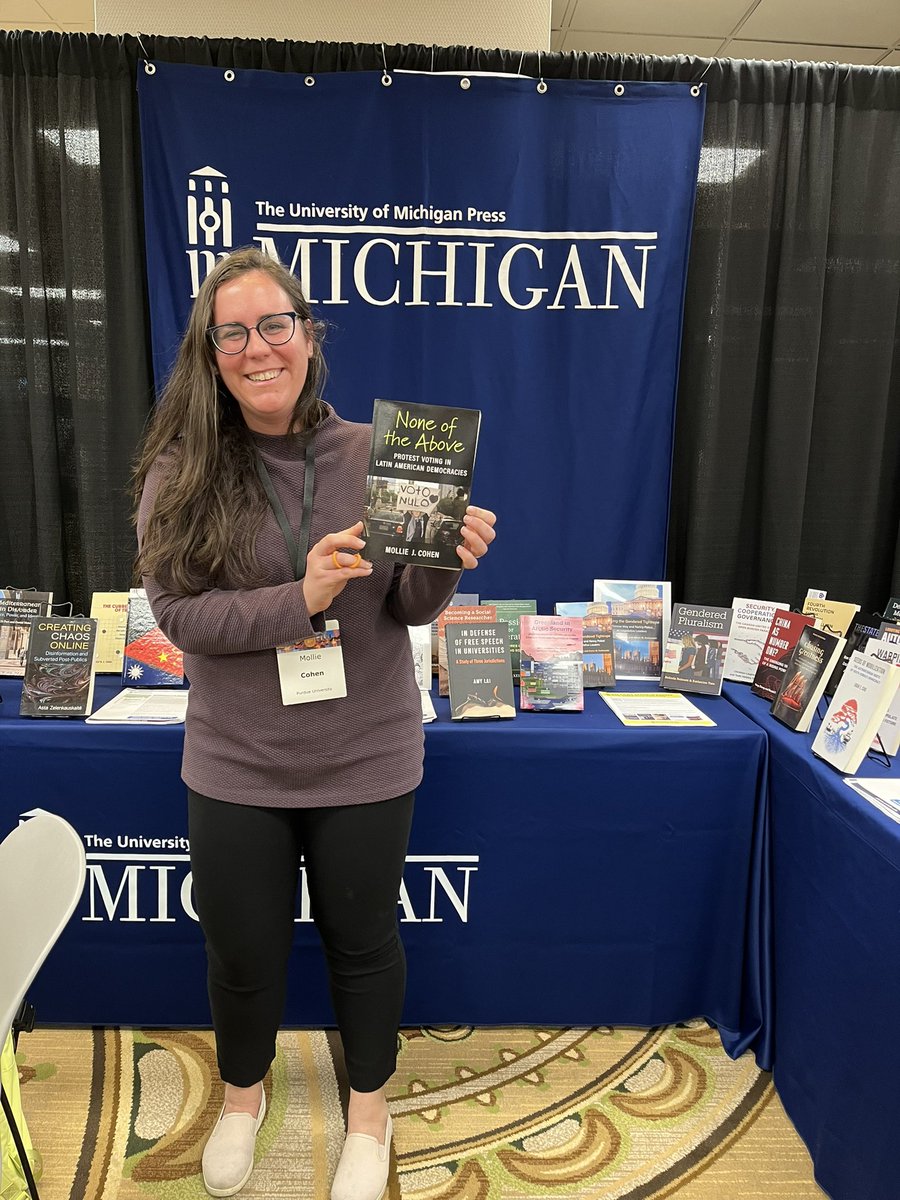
1;677;771;1066
724;683;900;1200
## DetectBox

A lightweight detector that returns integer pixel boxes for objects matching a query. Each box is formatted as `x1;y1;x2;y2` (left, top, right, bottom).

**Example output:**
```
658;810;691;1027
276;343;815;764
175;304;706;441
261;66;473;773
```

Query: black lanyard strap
254;435;316;582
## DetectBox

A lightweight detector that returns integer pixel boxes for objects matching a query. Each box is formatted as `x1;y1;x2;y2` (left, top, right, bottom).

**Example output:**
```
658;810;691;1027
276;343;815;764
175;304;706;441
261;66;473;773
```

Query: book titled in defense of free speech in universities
363;399;481;570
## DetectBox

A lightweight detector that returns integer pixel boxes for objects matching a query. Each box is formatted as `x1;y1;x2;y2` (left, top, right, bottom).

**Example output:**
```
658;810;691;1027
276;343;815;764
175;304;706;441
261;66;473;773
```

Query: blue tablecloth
725;682;900;1200
1;677;771;1067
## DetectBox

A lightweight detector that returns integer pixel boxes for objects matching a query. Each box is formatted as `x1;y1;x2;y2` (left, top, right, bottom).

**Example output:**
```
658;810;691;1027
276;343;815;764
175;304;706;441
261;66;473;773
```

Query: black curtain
1;32;898;616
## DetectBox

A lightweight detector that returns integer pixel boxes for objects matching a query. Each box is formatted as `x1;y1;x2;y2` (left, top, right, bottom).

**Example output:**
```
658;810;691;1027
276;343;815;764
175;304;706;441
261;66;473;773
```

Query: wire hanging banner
137;64;705;609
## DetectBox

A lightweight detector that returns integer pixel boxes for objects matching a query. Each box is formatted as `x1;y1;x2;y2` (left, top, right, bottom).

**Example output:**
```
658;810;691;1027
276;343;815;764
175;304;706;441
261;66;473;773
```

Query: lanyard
254;435;316;582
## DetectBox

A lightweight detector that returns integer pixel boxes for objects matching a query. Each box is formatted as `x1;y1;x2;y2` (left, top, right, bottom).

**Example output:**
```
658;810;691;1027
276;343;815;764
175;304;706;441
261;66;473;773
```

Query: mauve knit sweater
138;406;461;808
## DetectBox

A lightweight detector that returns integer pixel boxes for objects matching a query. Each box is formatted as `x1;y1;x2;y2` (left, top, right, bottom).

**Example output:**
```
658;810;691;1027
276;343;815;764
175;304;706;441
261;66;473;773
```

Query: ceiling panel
0;0;53;21
562;29;723;57
569;0;748;38
726;39;888;66
739;0;900;49
39;0;92;21
880;51;900;66
550;0;571;29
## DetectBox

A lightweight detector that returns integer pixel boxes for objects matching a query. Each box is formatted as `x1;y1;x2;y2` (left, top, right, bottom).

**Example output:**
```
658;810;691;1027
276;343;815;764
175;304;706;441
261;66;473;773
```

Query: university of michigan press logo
186;166;233;296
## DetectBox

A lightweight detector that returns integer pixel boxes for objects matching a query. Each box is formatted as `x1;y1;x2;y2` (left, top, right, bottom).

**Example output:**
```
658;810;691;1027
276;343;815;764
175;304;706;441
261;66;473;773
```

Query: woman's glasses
208;311;300;354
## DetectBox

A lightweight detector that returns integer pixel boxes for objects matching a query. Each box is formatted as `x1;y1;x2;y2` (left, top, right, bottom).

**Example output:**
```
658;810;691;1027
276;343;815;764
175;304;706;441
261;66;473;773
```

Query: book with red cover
770;626;846;732
122;588;184;687
750;610;816;701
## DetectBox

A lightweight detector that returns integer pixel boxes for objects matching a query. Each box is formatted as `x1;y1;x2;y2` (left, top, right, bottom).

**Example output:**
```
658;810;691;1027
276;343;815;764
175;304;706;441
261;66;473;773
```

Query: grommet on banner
537;79;547;94
382;73;392;87
691;84;702;97
614;83;625;96
224;69;235;82
460;77;471;90
305;76;315;87
379;41;391;86
143;61;156;75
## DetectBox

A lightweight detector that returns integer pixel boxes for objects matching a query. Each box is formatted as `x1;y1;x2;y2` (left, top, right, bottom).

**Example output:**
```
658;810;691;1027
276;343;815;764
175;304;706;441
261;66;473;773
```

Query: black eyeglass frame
207;311;302;355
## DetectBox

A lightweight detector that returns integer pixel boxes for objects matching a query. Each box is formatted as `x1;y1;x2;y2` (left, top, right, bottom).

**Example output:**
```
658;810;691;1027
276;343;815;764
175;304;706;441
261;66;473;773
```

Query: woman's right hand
302;521;373;616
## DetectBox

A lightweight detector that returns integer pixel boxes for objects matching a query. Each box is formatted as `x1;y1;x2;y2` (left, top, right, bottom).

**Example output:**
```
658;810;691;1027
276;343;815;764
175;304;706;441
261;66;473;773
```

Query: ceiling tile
0;19;60;29
0;0;52;20
550;28;564;50
570;0;748;37
878;50;900;65
562;29;722;56
39;0;93;22
739;0;900;49
551;0;570;30
726;39;887;66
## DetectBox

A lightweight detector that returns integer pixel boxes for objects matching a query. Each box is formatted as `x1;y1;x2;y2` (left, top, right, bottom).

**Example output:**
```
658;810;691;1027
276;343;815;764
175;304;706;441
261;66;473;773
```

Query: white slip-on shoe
201;1086;267;1198
330;1113;392;1200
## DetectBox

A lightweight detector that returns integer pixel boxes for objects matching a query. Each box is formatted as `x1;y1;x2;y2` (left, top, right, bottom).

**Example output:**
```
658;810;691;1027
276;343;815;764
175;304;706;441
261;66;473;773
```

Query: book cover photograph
812;652;900;774
364;398;481;570
0;587;54;676
591;580;671;680
661;603;734;696
90;590;130;674
122;588;185;687
770;626;846;733
481;599;536;685
19;617;98;717
445;623;516;719
519;615;583;712
723;597;789;684
750;610;816;701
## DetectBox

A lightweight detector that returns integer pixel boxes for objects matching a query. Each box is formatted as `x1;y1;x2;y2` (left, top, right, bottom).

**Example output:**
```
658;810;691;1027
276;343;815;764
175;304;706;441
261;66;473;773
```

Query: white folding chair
0;812;86;1200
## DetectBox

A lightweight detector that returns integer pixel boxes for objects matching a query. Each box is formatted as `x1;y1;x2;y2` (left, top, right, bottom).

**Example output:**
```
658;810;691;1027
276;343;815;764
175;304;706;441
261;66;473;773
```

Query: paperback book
770;626;846;733
864;640;900;757
519;615;583;712
445;623;516;719
364;398;481;569
824;612;885;697
812;652;900;774
0;587;54;677
582;612;616;689
750;610;816;701
430;593;479;676
481;599;536;685
122;588;184;687
723;597;789;683
437;605;495;697
89;591;130;674
800;595;860;638
661;603;734;696
878;621;900;644
20;617;98;717
591;580;671;680
882;597;900;623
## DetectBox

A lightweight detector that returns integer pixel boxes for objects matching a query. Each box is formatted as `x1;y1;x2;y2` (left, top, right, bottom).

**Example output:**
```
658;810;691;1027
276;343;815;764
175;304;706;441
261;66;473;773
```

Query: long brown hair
132;248;328;595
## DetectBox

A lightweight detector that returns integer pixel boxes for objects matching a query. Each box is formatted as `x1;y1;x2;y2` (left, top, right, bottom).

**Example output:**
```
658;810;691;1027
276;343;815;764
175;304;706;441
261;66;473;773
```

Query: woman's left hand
457;506;497;570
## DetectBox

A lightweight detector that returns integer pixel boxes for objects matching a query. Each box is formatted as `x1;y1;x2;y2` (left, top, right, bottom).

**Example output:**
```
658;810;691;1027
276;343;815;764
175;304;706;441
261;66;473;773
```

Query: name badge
276;620;347;705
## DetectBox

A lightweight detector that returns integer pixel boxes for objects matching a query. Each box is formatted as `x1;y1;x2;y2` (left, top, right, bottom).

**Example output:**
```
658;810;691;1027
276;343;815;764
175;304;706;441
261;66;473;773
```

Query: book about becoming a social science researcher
89;590;130;673
519;615;583;712
437;605;496;697
364;398;481;570
723;597;789;684
812;652;900;774
750;610;816;701
770;626;846;733
446;622;516;719
122;588;185;687
0;587;54;677
19;617;98;717
481;599;536;685
800;595;860;638
591;580;671;681
661;603;734;696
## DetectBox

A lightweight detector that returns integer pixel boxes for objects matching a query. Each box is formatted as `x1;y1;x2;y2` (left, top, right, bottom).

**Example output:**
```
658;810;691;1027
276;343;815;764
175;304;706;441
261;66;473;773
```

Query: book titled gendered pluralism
364;398;481;569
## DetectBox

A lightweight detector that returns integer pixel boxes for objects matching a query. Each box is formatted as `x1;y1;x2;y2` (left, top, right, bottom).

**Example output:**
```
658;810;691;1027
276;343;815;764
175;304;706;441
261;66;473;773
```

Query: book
437;605;495;697
0;588;54;677
750;610;816;701
770;626;846;732
481;599;536;685
19;617;98;717
722;597;789;683
864;640;900;756
363;398;481;569
582;612;616;689
599;690;716;727
445;623;516;719
519;615;583;712
122;588;185;686
89;591;130;673
883;597;900;622
812;652;900;774
86;688;190;724
660;603;733;696
591;580;671;680
877;621;900;643
801;596;860;638
824;612;885;697
430;592;479;676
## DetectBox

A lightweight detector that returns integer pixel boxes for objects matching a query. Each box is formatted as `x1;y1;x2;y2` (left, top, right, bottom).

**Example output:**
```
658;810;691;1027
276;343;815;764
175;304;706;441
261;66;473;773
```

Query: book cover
89;591;130;674
591;580;671;680
481;599;536;685
661;603;734;696
800;595;860;638
770;626;846;733
364;398;481;569
582;612;616;689
19;617;98;717
824;611;885;697
878;621;900;644
882;596;900;623
445;622;516;719
122;588;185;687
723;597;790;683
437;605;495;697
430;592;479;676
519;615;583;712
0;588;54;677
812;652;900;774
750;610;816;701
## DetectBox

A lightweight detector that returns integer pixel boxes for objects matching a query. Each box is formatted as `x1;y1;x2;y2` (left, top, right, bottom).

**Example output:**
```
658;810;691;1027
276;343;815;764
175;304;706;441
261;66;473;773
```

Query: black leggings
187;789;415;1092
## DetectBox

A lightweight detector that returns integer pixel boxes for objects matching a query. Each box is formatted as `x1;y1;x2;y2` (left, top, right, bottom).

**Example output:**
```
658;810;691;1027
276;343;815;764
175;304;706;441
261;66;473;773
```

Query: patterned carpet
13;1022;825;1199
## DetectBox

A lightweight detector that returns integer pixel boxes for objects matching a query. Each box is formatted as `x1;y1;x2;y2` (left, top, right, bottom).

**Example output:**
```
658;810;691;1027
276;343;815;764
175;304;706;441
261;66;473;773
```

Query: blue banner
138;63;704;610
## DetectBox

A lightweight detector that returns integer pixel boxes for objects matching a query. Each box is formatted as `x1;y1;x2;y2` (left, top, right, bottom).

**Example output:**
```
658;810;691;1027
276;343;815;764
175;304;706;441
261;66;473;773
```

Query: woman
133;247;496;1199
